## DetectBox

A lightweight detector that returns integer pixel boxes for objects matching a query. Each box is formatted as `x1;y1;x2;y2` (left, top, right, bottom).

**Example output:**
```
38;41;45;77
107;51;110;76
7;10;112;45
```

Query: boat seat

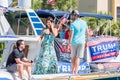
0;69;28;80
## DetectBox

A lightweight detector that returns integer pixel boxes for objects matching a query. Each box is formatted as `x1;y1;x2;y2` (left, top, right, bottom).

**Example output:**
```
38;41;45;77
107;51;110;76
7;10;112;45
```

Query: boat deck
0;69;120;80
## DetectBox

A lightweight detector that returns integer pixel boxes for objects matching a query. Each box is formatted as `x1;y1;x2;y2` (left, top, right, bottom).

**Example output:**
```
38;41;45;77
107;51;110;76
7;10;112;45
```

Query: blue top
59;31;65;39
70;19;88;44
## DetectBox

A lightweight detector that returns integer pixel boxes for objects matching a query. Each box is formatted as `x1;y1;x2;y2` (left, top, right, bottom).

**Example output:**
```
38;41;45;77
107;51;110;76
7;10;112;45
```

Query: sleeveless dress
33;29;58;74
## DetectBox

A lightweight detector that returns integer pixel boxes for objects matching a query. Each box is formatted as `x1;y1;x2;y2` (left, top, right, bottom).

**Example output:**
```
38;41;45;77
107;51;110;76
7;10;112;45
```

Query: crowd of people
6;10;89;80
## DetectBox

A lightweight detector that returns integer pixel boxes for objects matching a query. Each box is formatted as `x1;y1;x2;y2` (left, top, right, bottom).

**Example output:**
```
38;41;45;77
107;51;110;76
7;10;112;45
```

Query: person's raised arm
51;23;58;37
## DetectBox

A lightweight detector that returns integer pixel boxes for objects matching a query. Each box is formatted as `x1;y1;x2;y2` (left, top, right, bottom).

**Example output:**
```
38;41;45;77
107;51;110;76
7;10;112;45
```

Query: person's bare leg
74;57;80;74
17;64;23;80
71;56;76;74
26;66;32;78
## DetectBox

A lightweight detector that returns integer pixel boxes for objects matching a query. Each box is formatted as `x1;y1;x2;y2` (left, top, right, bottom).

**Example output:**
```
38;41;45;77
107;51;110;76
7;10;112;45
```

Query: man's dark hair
16;40;24;48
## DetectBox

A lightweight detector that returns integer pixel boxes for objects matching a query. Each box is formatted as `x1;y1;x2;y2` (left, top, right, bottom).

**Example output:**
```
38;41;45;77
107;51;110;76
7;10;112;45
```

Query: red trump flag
47;0;57;5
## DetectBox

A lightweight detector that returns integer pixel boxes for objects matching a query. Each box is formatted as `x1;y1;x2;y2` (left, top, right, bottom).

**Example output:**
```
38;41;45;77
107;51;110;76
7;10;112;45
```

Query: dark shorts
6;64;17;73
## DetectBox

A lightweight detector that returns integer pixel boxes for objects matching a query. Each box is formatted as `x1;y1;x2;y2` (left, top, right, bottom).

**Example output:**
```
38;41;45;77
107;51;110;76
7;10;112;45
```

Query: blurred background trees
6;0;120;38
32;0;77;10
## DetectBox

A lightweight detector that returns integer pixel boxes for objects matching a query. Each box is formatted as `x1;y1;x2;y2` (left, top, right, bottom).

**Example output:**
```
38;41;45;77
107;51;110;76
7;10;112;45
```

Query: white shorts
71;44;85;58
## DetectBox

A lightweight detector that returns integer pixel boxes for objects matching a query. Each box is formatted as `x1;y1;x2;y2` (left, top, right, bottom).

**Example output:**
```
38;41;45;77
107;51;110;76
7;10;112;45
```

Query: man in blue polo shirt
68;10;88;74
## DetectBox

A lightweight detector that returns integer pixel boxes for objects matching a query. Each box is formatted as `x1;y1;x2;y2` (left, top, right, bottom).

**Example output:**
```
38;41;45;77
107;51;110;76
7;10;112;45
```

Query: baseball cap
70;10;79;15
